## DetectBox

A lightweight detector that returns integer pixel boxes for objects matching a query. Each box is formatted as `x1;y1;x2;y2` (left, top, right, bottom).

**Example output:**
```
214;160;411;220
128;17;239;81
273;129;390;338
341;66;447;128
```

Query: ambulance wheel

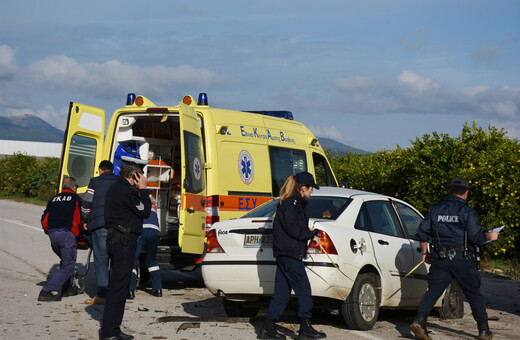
223;299;259;317
438;280;464;319
341;272;380;330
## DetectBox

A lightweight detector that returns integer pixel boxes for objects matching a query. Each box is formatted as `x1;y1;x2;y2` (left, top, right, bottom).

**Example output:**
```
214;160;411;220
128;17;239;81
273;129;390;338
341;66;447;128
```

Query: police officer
410;178;499;340
99;161;151;340
82;160;119;305
259;171;326;340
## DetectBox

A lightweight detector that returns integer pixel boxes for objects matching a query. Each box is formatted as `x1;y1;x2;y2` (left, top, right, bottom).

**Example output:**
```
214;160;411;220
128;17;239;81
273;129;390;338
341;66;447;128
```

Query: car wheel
438;280;464;319
341;272;380;330
223;299;259;317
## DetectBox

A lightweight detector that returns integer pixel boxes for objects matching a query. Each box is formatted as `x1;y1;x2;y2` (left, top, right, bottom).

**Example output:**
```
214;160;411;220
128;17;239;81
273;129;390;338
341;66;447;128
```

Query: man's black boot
258;318;286;339
410;314;431;340
477;321;493;340
298;319;326;339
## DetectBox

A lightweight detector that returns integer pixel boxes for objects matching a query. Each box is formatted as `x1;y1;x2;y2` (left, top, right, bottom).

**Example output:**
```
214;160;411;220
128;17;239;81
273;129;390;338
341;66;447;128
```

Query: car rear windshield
242;196;352;220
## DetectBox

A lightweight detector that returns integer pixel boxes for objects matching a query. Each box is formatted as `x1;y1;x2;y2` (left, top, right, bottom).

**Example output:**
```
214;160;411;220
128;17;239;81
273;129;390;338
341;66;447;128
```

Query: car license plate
243;234;273;248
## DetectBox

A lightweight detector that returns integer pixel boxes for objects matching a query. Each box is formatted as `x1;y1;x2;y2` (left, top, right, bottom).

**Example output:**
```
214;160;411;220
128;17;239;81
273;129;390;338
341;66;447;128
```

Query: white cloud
333;70;520;120
0;45;18;80
26;55;229;99
308;125;343;140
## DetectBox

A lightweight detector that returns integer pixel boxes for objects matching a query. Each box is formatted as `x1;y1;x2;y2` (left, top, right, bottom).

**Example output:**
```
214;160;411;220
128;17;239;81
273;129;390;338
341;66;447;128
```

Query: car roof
311;186;383;199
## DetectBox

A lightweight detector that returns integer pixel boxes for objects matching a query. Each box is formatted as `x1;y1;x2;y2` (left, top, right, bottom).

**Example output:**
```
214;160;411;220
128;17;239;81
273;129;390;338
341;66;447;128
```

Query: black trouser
100;230;139;338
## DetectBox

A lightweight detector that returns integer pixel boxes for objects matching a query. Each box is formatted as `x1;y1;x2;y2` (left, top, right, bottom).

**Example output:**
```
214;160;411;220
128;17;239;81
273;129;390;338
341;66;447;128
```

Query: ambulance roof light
126;93;136;105
245;111;294;120
198;93;208;106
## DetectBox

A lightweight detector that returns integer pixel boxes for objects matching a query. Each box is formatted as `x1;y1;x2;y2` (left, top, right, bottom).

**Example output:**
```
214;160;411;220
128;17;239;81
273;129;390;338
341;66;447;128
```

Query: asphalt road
1;199;519;340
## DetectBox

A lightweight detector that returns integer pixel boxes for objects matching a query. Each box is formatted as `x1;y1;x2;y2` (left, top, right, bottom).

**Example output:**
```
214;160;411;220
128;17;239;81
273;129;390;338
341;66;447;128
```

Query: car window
365;201;403;237
393;201;423;239
242;196;352;220
354;205;370;231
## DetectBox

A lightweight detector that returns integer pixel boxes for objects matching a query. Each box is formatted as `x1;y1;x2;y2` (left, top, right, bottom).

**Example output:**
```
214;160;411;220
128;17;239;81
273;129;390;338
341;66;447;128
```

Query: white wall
0;140;62;158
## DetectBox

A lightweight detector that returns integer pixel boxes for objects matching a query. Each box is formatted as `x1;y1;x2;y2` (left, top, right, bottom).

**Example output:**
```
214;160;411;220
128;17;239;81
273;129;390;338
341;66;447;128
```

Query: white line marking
0;217;42;232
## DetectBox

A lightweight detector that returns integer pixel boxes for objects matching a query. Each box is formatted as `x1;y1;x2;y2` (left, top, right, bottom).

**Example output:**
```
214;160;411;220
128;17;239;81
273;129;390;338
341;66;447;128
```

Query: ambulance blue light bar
245;111;294;120
126;93;136;105
198;93;208;105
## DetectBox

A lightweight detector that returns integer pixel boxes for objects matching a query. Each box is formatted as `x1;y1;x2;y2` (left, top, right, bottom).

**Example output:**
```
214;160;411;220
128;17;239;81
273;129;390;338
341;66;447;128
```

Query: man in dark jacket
39;177;83;301
81;160;118;305
100;160;151;340
410;178;499;340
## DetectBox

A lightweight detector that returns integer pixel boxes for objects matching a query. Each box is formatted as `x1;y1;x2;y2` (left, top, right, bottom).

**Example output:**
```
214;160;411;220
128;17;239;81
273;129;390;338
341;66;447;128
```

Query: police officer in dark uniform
99;161;151;340
259;171;326;340
410;178;499;340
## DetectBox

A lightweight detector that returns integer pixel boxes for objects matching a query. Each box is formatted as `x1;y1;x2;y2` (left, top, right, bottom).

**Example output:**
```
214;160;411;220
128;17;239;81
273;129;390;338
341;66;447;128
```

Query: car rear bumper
201;259;352;301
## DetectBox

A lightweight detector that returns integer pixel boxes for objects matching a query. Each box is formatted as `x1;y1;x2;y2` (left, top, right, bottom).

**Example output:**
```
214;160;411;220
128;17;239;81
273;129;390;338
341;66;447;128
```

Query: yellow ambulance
58;93;337;268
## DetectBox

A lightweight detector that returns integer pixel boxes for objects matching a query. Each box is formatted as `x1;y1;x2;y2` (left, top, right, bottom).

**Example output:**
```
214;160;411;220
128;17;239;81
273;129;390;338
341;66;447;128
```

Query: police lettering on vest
437;215;459;223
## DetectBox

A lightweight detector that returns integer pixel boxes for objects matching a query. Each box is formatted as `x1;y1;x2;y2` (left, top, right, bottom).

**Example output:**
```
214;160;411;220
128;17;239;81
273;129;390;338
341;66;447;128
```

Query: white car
201;187;463;330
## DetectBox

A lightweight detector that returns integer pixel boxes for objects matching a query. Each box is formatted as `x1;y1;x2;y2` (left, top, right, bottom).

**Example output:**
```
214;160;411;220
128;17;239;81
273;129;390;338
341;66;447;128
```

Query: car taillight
205;195;220;229
307;230;338;255
205;229;224;254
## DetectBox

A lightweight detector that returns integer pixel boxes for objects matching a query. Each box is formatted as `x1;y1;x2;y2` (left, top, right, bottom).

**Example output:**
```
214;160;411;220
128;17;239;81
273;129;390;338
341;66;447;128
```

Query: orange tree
328;122;519;259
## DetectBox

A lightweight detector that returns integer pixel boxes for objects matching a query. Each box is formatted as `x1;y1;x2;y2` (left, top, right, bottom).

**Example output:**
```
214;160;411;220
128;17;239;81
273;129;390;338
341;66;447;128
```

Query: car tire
223;299;259;317
438;280;464;319
341;272;380;330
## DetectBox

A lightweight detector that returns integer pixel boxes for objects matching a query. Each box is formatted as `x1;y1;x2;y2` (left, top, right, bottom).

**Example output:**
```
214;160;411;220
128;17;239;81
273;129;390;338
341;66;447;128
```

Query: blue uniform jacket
81;172;119;232
272;193;315;260
104;177;152;235
416;195;488;251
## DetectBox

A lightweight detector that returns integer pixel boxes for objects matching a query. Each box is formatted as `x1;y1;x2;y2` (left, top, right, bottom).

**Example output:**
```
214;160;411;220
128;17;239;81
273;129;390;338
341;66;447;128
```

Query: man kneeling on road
39;177;84;301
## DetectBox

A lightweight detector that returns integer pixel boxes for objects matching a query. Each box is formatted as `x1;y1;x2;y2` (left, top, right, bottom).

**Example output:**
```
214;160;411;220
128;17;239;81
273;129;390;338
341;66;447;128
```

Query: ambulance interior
112;114;182;239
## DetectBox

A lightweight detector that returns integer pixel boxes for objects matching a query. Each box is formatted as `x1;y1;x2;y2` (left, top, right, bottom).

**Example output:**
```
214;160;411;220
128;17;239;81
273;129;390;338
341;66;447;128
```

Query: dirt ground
1;199;519;339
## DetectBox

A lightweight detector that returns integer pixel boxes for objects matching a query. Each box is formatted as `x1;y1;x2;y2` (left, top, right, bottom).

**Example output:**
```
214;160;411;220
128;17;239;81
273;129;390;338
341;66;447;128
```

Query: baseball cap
451;177;470;189
295;171;320;189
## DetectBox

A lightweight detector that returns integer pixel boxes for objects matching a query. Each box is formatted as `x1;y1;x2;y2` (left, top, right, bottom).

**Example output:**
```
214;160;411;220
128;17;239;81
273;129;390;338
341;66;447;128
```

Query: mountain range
0;114;366;154
0;114;64;143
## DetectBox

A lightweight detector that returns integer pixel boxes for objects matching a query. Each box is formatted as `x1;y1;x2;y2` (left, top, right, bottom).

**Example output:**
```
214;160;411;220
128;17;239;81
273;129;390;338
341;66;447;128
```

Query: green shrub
329;121;519;259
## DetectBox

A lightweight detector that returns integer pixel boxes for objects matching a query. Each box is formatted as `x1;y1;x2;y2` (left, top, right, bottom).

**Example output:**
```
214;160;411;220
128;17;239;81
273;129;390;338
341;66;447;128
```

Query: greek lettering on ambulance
238;197;258;210
437;215;459;223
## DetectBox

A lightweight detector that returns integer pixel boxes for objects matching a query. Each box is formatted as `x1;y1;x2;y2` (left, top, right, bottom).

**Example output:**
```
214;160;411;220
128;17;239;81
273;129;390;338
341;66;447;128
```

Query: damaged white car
201;187;463;330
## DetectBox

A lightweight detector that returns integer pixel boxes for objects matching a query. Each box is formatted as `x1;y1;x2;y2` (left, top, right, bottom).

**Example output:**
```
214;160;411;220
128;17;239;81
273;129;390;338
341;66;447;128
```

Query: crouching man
39;177;84;301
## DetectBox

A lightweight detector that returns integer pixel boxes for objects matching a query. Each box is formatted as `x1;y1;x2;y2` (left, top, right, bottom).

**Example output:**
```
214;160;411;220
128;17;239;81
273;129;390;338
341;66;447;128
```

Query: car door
178;103;207;255
363;199;417;306
392;200;429;301
58;102;105;193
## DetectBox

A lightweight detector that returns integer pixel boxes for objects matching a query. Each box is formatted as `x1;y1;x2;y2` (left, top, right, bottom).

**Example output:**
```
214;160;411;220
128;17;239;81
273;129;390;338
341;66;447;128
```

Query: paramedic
259;171;326;339
410;177;499;340
81;160;119;305
128;194;162;299
39;177;84;301
99;161;151;340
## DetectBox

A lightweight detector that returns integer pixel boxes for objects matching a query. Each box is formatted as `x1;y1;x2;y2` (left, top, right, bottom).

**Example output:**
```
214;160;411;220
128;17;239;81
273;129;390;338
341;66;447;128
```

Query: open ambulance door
57;102;105;194
178;103;207;254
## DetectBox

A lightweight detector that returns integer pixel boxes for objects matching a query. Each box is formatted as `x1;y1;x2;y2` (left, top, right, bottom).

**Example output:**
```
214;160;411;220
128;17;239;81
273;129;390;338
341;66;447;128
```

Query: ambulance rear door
178;103;206;254
58;102;105;193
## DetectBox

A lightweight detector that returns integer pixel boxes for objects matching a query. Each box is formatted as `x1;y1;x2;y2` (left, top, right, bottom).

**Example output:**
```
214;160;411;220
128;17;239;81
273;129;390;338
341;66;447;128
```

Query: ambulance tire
223;299;259;318
341;272;379;330
438;280;464;319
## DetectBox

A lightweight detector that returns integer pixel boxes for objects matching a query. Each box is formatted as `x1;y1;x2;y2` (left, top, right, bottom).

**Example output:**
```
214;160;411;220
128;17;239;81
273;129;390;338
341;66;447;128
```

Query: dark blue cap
451;177;470;189
295;171;319;189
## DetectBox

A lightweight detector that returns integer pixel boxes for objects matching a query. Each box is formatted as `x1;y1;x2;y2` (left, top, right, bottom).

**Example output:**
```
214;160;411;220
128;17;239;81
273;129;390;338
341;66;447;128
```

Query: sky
0;0;519;152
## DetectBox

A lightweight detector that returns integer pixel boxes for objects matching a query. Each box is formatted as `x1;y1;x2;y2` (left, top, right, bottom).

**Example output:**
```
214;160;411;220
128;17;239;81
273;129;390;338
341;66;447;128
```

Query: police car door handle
187;208;195;214
378;239;389;245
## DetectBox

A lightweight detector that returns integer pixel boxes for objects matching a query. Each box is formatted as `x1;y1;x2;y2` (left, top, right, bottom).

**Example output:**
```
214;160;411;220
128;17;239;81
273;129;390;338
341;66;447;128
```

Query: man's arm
81;178;95;222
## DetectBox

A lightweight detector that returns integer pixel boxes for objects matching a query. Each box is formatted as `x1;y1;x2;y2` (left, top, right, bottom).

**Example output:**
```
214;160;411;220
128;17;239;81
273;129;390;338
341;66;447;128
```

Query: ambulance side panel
58;102;105;193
